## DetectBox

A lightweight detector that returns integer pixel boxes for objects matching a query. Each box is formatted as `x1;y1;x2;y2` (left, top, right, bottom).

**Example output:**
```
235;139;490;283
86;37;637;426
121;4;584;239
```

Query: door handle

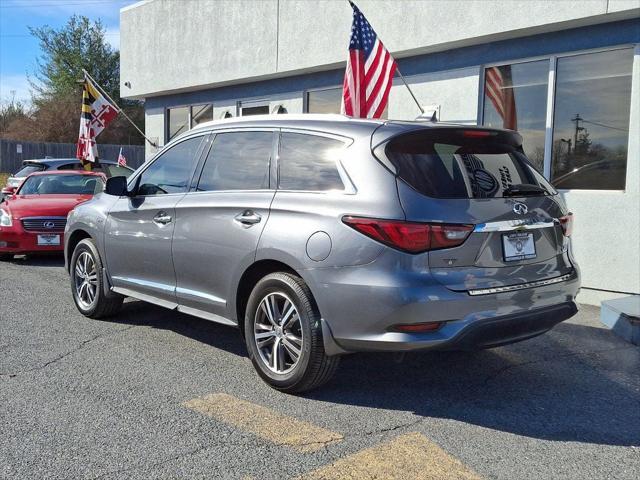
234;210;262;225
153;211;172;225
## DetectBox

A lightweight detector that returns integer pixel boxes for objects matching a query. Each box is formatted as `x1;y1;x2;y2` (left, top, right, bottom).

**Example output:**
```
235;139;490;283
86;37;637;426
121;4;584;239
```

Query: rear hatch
375;126;574;292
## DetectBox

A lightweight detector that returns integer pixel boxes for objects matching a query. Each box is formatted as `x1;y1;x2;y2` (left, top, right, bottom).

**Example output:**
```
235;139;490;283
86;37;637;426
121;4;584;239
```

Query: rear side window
196;131;272;191
278;133;345;191
57;162;84;170
383;129;555;199
15;164;45;177
136;136;203;195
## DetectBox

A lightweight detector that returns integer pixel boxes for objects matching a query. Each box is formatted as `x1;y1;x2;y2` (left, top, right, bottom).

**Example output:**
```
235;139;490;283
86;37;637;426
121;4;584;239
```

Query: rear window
18;174;103;195
382;129;555;199
15;164;45;177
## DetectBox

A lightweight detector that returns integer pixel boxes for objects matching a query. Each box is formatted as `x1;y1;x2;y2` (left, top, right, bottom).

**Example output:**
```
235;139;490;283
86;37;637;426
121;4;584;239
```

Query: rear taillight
342;216;473;253
559;213;574;237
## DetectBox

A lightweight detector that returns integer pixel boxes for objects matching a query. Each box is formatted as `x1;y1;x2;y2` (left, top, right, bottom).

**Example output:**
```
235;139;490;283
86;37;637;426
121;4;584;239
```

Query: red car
0;170;106;261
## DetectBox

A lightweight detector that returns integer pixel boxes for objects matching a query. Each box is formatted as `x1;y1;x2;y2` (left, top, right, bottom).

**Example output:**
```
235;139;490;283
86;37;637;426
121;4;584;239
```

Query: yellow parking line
183;393;343;453
298;432;482;480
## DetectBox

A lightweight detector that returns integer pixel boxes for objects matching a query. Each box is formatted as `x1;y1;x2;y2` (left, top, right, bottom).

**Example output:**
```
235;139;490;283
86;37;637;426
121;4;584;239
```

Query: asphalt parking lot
1;256;639;479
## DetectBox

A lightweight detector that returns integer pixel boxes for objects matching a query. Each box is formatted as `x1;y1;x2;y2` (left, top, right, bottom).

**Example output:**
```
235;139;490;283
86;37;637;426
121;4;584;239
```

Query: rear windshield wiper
502;184;549;197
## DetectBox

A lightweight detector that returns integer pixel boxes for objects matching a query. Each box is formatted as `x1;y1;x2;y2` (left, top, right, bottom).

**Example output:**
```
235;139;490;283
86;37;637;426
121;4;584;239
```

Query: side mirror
105;176;129;196
1;186;16;196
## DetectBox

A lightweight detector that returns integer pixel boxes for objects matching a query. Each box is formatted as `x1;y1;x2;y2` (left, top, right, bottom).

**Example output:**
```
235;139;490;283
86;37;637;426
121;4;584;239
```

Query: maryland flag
76;75;119;169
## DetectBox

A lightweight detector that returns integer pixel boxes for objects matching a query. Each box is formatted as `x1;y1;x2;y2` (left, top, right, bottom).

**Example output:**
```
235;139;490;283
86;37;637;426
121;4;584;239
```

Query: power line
580;119;628;133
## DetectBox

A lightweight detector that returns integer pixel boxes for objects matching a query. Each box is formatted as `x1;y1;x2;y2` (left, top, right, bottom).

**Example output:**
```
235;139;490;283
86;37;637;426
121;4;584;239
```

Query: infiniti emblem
43;221;56;229
512;202;528;215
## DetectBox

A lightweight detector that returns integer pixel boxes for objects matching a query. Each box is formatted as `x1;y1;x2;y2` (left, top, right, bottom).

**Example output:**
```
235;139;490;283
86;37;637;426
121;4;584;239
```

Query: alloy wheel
74;251;98;309
253;292;304;374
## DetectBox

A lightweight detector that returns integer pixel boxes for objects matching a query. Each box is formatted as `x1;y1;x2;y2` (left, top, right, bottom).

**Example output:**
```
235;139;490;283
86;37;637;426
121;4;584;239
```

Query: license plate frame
37;234;60;246
502;231;536;262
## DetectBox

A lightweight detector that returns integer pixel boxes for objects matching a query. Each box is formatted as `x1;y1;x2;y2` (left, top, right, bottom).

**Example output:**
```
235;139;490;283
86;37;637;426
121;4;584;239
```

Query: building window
191;104;213;127
167;106;189;142
239;101;269;116
482;60;549;171
306;87;342;114
551;48;633;190
482;47;634;190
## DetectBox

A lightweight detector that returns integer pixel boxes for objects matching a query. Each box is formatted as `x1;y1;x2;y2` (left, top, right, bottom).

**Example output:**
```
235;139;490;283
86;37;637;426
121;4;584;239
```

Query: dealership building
120;0;640;306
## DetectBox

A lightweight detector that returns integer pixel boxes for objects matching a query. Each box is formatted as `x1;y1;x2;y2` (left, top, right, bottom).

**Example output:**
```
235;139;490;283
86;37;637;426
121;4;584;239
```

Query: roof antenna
415;104;440;122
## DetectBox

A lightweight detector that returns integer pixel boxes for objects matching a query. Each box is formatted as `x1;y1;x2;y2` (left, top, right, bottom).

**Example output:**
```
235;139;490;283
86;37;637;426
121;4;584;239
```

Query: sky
0;0;137;105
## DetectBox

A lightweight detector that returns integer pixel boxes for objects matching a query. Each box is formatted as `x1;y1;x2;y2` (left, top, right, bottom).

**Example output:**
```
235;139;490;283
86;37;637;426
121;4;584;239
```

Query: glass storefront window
483;60;549;171
191;104;213;127
167;106;189;141
551;48;633;190
307;88;343;114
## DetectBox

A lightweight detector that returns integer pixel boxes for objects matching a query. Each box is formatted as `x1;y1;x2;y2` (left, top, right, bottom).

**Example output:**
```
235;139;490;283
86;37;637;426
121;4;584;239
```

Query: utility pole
571;114;584;154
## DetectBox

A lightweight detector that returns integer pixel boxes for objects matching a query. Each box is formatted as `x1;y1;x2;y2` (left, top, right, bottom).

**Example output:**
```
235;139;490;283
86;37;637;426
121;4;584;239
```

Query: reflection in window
191;104;213;127
551;48;633;190
197;132;272;191
278;133;346;191
483;60;549;171
307;88;343;114
137;136;202;195
167;106;189;141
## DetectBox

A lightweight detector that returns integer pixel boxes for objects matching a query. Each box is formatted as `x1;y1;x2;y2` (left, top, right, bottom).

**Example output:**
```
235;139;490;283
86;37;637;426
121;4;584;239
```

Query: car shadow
7;254;65;267
308;321;640;447
98;300;640;447
102;299;248;358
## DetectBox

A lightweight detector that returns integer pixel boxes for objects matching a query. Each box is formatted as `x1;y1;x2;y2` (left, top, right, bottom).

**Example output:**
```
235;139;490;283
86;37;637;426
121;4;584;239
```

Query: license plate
37;234;60;246
502;232;536;262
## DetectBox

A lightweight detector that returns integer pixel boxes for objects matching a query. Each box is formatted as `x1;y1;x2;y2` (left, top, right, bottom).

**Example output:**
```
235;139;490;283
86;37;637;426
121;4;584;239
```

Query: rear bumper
0;225;64;254
305;252;580;354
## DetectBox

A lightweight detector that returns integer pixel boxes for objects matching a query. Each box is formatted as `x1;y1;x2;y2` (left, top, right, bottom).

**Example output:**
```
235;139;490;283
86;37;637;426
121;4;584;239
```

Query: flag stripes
341;2;397;119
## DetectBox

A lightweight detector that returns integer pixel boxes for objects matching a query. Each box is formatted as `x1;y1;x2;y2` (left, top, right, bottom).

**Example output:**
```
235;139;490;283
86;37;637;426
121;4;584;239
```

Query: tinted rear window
383;129;555;199
15;164;45;177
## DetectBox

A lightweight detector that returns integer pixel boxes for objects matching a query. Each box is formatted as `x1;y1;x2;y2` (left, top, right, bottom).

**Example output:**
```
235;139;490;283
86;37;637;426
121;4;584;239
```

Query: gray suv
65;114;580;392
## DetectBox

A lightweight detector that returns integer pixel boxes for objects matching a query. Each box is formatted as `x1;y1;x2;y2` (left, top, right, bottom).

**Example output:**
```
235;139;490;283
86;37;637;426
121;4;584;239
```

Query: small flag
117;147;127;167
485;66;518;130
341;1;397;119
76;75;120;169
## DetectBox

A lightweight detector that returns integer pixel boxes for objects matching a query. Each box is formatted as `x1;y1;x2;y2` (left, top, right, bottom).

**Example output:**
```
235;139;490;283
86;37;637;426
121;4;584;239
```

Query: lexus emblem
43;221;56;229
512;202;528;215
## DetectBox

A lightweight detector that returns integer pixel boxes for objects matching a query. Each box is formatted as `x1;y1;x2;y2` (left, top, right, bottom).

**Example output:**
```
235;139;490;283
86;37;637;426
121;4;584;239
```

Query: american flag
485;66;517;130
117;147;127;167
341;1;397;118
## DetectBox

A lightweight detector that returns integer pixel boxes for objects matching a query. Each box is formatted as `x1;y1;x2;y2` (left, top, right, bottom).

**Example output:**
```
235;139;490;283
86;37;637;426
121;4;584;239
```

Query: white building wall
121;0;639;99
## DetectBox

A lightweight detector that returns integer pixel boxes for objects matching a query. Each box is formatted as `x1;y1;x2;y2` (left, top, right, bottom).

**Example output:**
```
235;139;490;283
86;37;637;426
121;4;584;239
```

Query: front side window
278;133;346;191
482;60;549;171
196;131;272;191
551;48;633;190
167;106;189;141
137;136;203;196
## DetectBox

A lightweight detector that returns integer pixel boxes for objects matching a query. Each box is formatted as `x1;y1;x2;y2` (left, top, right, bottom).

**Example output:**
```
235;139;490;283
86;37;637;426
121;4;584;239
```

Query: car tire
0;253;13;261
70;238;123;319
244;272;340;393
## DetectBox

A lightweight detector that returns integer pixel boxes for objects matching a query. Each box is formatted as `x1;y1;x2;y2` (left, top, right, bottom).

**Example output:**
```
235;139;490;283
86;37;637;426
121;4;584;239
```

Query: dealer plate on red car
37;234;60;246
502;232;536;262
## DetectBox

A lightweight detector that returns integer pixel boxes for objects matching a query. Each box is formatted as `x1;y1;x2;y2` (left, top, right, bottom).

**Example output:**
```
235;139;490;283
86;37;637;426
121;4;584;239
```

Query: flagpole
81;69;158;148
395;68;424;115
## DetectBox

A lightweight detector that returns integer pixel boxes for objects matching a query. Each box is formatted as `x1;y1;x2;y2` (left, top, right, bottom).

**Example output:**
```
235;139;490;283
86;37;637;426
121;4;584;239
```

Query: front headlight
0;208;12;227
